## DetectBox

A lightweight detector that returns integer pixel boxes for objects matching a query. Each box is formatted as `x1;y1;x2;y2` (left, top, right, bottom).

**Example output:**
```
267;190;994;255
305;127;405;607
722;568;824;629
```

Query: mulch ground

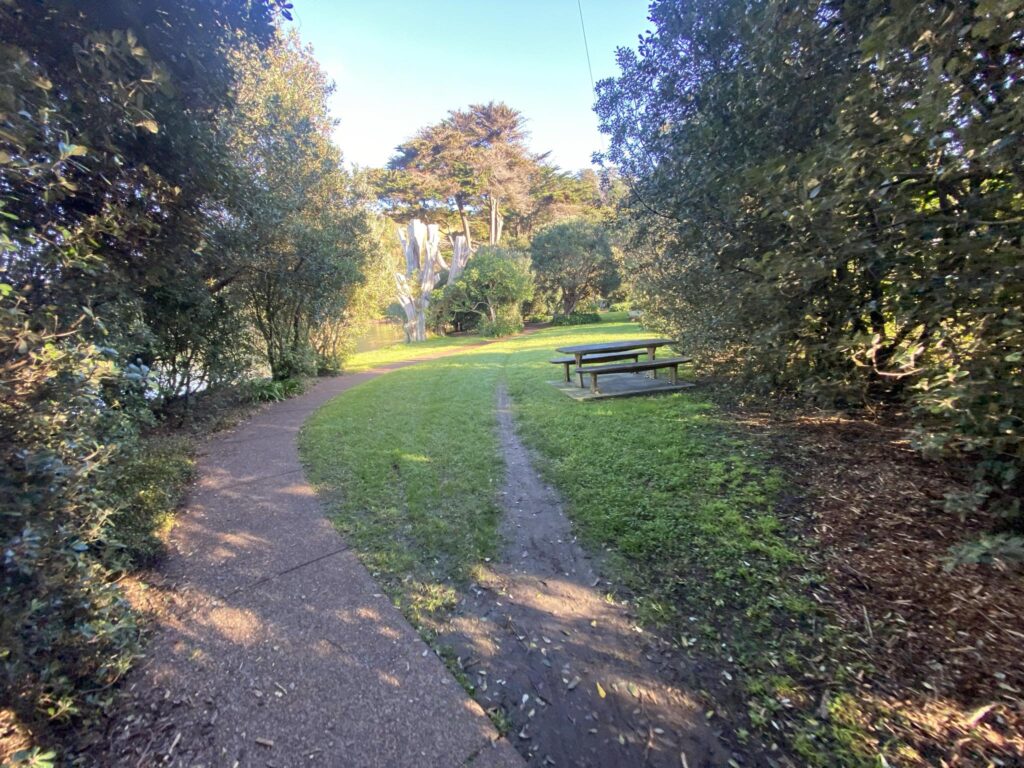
737;406;1024;765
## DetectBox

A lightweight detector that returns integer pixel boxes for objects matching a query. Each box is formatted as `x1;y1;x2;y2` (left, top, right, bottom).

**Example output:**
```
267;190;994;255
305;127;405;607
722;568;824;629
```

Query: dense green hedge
549;312;601;326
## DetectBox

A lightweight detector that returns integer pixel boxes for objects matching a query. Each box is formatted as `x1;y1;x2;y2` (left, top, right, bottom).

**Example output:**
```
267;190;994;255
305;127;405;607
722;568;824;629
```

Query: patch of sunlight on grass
341;334;485;373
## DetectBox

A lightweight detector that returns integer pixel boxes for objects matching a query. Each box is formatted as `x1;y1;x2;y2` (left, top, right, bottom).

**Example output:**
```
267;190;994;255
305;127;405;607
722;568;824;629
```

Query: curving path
103;355;524;768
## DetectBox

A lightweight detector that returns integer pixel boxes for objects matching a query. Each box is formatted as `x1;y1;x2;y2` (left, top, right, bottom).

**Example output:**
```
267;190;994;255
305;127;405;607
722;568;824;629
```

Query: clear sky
286;1;653;172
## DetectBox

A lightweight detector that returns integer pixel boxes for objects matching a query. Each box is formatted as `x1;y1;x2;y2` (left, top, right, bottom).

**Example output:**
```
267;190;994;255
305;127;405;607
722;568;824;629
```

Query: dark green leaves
595;0;1023;528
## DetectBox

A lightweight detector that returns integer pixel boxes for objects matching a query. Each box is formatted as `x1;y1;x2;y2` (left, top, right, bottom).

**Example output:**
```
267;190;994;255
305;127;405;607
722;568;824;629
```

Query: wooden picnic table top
555;338;673;355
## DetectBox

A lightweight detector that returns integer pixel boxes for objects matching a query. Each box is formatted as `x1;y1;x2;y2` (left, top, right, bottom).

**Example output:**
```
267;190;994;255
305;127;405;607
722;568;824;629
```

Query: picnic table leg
670;364;678;385
562;362;571;383
646;346;657;378
575;353;587;388
590;372;600;394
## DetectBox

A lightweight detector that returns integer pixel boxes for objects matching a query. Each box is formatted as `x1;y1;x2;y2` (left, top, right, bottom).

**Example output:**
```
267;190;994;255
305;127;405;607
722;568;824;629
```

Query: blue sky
286;1;653;172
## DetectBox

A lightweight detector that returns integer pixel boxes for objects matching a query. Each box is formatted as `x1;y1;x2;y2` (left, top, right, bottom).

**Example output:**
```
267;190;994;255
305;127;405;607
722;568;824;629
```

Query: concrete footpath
103;359;524;768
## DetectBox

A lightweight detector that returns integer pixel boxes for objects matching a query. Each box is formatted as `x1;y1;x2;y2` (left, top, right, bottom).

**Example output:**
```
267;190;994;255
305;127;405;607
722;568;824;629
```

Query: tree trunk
456;199;472;250
394;272;419;342
449;235;471;282
415;297;427;341
562;291;578;315
396;219;442;342
488;196;500;245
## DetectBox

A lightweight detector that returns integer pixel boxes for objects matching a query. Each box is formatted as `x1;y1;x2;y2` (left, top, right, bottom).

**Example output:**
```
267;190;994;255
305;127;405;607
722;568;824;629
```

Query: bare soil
432;385;734;768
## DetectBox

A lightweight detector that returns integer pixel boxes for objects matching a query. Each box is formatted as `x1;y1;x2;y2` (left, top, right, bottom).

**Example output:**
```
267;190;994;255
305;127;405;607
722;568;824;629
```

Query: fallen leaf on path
967;703;996;727
596;681;607;699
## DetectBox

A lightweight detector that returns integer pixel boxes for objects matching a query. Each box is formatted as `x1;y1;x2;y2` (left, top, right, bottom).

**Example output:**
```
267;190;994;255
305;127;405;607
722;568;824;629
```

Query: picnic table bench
577;356;692;394
551;338;691;395
549;351;641;383
555;338;673;368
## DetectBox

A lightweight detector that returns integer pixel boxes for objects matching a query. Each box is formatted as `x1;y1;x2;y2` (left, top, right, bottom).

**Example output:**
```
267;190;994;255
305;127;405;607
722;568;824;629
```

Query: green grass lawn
300;319;870;766
341;333;486;373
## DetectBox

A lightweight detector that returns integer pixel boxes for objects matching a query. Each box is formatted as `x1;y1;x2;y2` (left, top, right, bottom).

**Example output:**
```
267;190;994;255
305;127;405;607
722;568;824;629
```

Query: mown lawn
300;319;873;766
340;333;485;373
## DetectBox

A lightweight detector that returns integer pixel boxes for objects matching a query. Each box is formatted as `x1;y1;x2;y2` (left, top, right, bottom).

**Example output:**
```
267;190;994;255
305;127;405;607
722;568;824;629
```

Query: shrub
478;307;524;338
431;247;535;335
0;321;145;746
244;377;307;403
596;0;1024;524
530;219;620;315
946;534;1024;571
105;436;195;567
550;312;601;326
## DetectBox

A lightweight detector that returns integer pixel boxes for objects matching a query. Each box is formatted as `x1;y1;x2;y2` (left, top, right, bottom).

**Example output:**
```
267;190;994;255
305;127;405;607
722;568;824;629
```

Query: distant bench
549;351;641;384
576;356;692;394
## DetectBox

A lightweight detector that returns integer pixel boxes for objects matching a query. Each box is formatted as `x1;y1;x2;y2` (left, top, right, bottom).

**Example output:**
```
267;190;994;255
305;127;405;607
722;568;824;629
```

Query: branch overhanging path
99;349;525;768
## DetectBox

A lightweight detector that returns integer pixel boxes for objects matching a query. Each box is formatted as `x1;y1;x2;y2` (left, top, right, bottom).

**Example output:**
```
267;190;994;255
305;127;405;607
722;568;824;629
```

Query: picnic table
555;338;673;368
551;338;690;394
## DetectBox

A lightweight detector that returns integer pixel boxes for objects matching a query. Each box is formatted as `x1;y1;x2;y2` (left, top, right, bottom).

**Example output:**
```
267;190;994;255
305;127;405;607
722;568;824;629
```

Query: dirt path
99;360;523;768
434;385;729;768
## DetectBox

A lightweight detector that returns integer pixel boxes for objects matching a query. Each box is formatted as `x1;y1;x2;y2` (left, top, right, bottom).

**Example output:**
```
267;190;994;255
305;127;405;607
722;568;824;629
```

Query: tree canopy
382;102;542;248
0;2;381;754
225;34;375;379
530;218;619;315
596;0;1023;522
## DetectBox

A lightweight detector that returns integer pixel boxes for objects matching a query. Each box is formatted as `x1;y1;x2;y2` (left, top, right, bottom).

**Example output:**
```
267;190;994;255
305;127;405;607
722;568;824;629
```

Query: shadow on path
435;385;729;768
99;353;524;768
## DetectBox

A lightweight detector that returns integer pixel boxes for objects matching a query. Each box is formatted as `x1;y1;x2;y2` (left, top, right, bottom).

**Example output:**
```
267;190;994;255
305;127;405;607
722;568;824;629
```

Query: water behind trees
354;318;406;352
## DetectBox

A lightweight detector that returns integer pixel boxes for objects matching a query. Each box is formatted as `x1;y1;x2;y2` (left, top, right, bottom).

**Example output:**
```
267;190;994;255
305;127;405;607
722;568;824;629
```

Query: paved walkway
106;359;524;768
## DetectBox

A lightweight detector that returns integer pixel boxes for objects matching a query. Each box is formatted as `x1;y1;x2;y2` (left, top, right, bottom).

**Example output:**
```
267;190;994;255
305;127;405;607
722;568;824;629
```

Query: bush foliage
0;0;380;756
596;0;1023;523
244;377;308;403
430;247;535;336
530;218;620;315
549;312;602;327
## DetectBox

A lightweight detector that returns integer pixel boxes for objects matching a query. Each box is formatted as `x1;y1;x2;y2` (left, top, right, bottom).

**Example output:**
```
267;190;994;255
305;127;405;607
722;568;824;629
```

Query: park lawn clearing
341;333;485;373
302;343;512;623
300;319;880;766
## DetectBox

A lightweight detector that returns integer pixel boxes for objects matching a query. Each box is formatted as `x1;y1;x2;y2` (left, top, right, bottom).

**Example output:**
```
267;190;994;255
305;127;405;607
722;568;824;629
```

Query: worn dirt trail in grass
435;385;729;768
96;354;523;768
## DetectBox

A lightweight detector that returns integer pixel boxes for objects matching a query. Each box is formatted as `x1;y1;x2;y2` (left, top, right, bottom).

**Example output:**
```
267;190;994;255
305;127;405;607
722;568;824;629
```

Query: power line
577;0;595;91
